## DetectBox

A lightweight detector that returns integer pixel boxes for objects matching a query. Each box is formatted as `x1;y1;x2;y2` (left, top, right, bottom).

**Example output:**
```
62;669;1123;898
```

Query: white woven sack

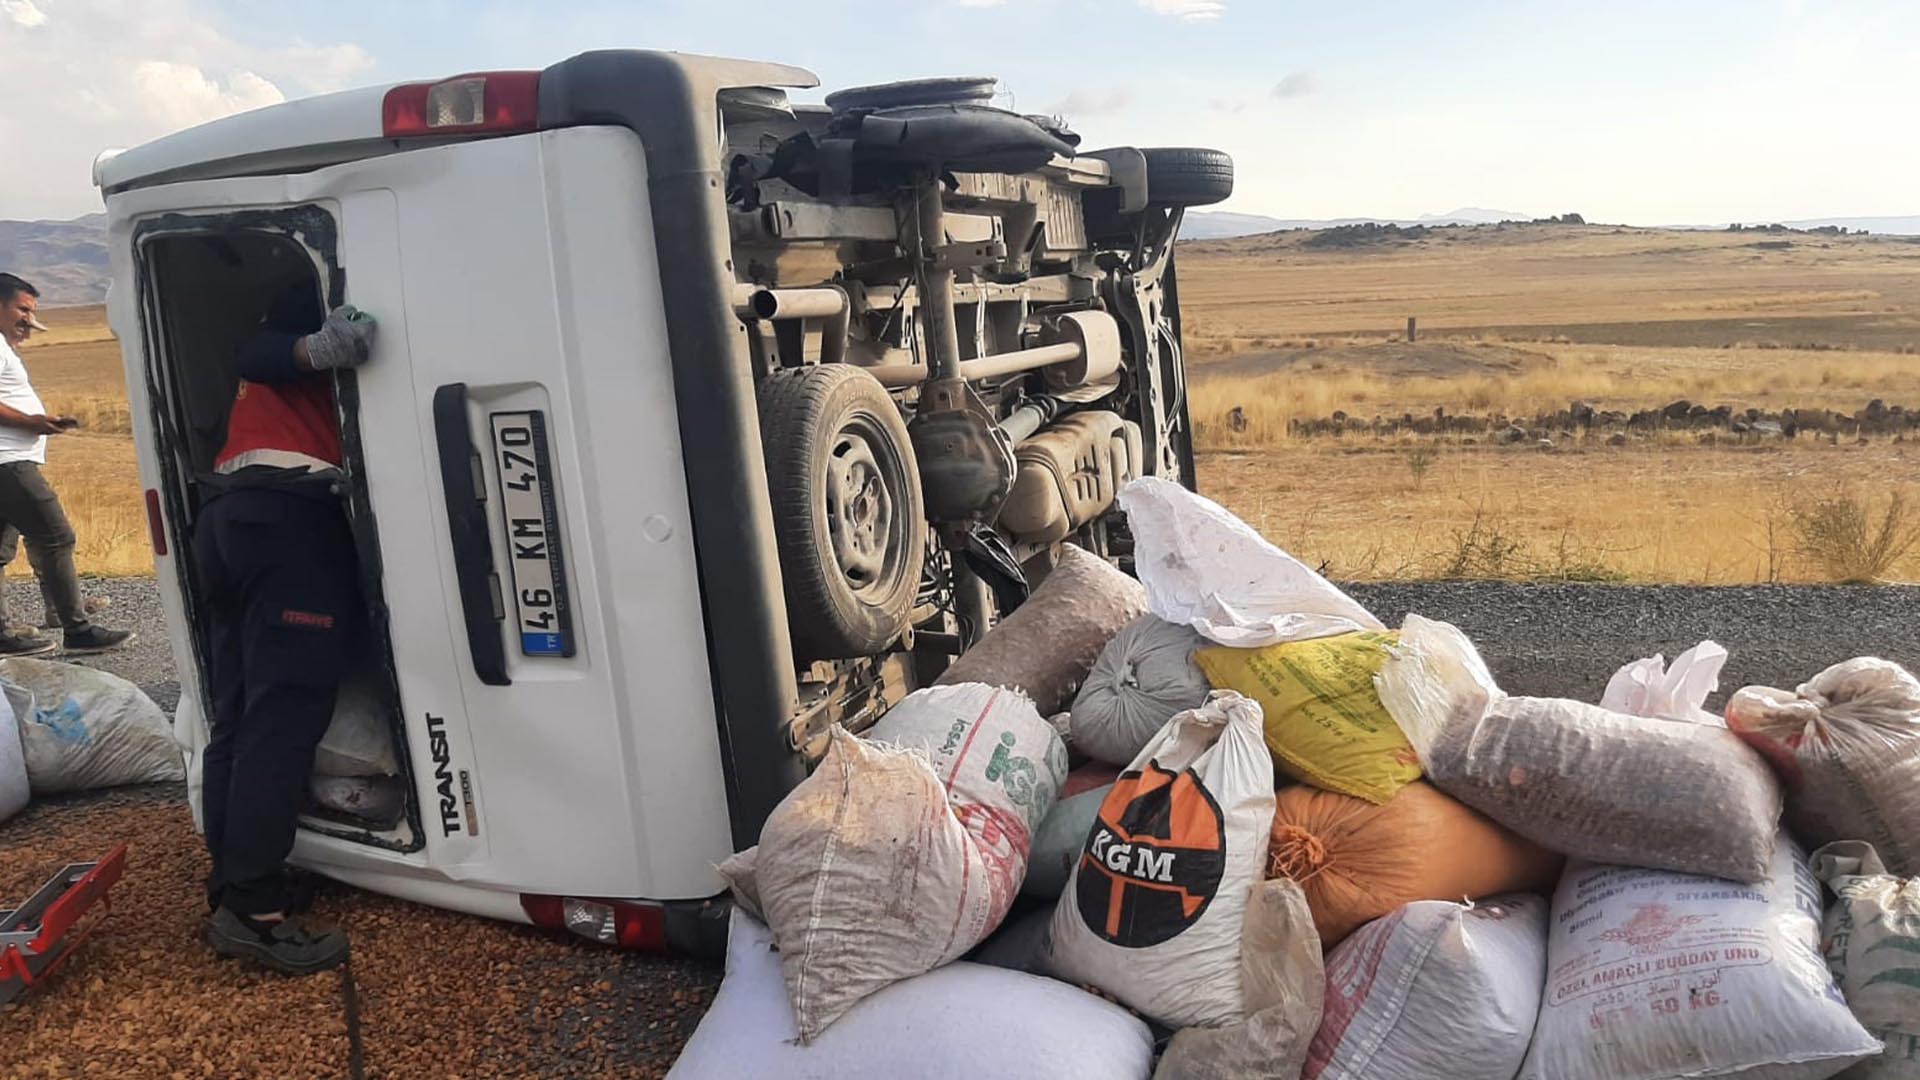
1520;836;1880;1080
1045;690;1276;1028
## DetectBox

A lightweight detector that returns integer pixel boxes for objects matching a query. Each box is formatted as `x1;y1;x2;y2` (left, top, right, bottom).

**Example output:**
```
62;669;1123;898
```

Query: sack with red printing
721;684;1065;1042
1519;835;1880;1080
1304;894;1548;1080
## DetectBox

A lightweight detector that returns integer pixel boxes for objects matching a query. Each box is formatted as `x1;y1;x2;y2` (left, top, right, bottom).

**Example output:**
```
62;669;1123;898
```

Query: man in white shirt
0;273;131;655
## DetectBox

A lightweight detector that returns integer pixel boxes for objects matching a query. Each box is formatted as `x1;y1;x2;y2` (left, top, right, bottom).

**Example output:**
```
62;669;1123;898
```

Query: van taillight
382;72;540;138
144;489;167;557
521;894;667;951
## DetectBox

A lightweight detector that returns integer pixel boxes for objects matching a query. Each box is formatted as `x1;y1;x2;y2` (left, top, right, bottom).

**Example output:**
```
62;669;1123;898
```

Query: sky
2;0;1916;225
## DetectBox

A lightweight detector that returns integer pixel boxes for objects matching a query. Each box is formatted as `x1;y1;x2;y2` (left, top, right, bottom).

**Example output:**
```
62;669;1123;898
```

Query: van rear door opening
133;212;420;851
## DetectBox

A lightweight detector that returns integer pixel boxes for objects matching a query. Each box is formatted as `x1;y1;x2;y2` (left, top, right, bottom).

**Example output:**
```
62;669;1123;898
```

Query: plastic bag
0;681;27;823
1024;783;1112;899
1601;640;1729;727
723;684;1064;1042
313;672;398;777
1812;840;1920;1079
1046;690;1277;1029
1377;616;1782;883
1117;476;1383;648
970;907;1054;975
1070;615;1212;766
668;910;1155;1080
310;774;404;823
1155;878;1325;1080
5;659;183;794
936;544;1148;715
1519;836;1880;1080
1197;630;1417;804
1305;894;1548;1080
1728;658;1920;877
1268;780;1562;947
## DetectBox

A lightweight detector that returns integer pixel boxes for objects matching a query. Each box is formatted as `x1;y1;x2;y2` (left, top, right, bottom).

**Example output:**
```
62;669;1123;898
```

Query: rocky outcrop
1282;399;1919;440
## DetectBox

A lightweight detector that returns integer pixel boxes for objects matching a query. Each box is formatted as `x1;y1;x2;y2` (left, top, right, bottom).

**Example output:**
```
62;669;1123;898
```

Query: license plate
489;411;574;657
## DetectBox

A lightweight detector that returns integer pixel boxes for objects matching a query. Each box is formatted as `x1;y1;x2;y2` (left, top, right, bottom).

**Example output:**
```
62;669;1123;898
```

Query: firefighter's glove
303;306;378;370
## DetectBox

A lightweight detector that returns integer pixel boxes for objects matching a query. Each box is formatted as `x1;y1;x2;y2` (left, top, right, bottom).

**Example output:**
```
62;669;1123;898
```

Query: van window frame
131;205;426;854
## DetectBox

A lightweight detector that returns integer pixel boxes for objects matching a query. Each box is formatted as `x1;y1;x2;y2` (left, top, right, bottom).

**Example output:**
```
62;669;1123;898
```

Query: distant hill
1184;207;1542;239
0;214;108;305
1418;207;1535;225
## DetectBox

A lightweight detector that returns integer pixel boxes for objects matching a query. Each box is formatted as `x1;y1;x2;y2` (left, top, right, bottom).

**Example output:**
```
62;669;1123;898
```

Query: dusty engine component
1000;414;1143;544
911;380;1017;527
1040;311;1122;391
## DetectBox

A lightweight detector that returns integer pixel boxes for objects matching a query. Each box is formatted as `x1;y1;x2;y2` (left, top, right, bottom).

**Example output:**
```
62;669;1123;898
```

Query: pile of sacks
670;477;1920;1080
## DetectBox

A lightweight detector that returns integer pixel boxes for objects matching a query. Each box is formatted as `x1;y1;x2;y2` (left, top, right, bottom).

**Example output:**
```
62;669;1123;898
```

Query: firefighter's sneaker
0;629;55;656
61;625;133;655
205;908;349;975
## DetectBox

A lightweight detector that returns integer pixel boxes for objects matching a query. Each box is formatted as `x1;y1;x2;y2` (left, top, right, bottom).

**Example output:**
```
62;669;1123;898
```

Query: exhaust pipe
734;286;849;365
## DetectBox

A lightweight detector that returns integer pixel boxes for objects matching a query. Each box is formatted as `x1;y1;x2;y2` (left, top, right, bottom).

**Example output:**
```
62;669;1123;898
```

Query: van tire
1143;147;1234;207
759;365;926;662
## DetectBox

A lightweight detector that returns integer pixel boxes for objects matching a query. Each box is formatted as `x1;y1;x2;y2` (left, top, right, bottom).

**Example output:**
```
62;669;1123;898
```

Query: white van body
97;51;1222;951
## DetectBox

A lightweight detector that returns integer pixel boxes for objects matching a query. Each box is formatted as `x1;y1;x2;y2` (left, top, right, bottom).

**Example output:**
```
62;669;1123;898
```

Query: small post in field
1407;316;1417;342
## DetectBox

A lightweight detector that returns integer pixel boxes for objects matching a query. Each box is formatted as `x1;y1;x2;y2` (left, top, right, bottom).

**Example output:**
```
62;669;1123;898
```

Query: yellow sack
1195;631;1418;803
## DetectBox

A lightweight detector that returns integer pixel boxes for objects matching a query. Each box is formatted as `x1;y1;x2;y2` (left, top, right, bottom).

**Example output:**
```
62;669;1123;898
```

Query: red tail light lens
382;72;540;138
144;489;167;557
521;894;667;951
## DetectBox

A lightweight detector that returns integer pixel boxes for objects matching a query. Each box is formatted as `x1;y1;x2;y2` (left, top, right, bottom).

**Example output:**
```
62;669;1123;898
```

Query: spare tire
759;365;926;661
1143;147;1234;207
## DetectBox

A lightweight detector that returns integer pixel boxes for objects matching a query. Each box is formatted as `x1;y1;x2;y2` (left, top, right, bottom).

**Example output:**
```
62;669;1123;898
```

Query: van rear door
113;126;738;906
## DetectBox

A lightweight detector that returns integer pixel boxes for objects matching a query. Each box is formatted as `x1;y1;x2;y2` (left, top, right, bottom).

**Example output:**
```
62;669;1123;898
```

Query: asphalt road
79;575;1920;718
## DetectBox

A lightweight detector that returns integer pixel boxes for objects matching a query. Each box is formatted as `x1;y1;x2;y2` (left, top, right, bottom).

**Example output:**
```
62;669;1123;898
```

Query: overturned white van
94;50;1229;952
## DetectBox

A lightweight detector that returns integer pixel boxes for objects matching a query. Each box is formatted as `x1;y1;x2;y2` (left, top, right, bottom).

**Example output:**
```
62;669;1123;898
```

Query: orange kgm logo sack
1075;762;1227;948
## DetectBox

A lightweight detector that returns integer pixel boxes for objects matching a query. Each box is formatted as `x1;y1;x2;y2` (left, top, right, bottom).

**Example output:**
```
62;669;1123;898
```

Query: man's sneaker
205;908;349;975
61;625;133;655
41;595;111;631
0;629;55;657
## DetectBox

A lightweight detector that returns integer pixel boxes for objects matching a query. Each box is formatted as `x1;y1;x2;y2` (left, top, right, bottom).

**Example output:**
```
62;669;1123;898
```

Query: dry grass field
1180;224;1920;584
19;224;1920;585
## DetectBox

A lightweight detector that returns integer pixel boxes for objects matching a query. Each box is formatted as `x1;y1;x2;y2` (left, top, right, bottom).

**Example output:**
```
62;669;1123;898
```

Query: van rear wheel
759;365;926;661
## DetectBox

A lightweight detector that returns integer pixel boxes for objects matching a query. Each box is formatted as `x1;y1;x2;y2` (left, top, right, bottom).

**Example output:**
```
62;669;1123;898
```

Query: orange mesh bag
1266;781;1563;948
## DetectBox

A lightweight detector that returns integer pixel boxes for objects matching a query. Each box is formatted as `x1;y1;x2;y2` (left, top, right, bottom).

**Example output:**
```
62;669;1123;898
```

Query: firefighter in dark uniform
196;284;374;974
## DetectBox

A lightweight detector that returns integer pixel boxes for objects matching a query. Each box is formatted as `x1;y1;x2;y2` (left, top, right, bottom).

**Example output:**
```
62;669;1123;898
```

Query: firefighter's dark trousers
192;487;360;917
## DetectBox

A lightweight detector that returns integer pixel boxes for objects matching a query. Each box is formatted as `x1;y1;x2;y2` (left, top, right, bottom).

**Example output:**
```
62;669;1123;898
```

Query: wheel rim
824;416;906;600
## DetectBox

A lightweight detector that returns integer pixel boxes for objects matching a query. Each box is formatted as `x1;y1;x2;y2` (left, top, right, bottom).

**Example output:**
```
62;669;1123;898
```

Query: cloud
132;61;285;131
954;0;1009;5
1273;71;1318;98
1048;87;1134;117
1139;0;1225;20
0;0;373;218
1;0;46;28
1207;98;1250;114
